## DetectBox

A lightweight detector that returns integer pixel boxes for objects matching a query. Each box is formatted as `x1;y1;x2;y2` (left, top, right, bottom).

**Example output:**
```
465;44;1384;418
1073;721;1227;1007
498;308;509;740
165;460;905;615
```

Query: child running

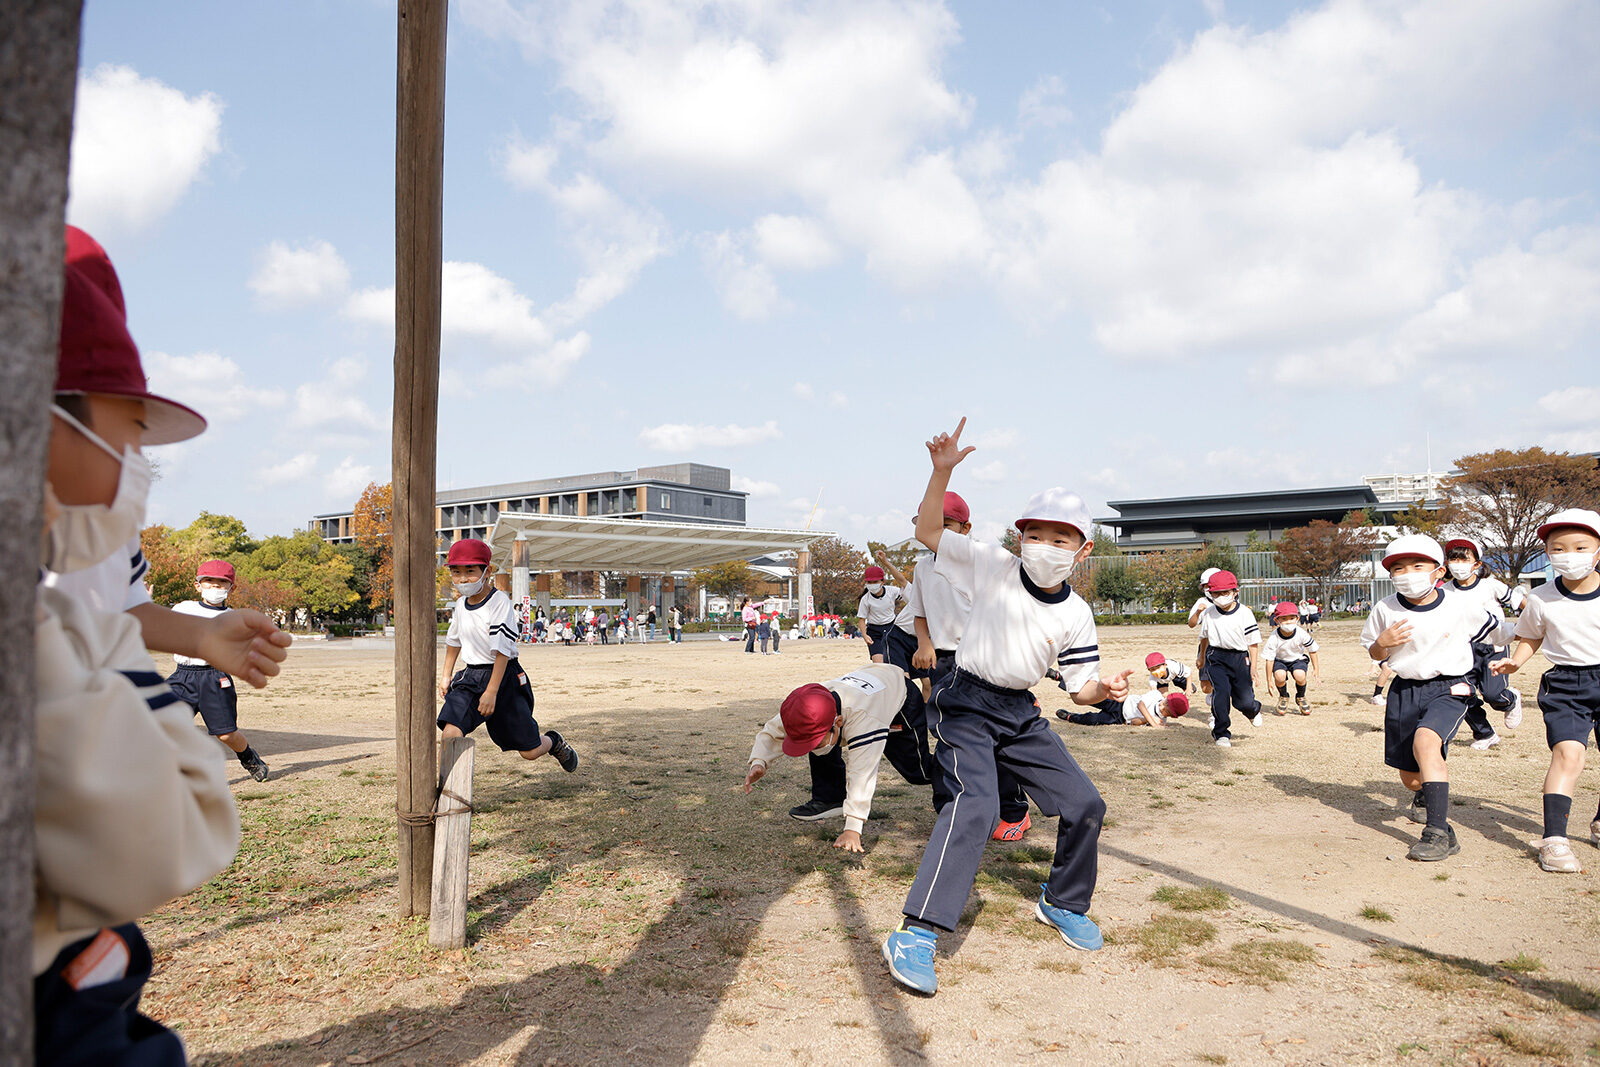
1490;508;1600;874
1058;690;1188;727
1362;534;1505;861
1442;536;1526;751
882;418;1130;996
438;539;580;772
1259;601;1320;715
858;565;904;663
1195;570;1262;747
744;664;934;852
167;560;271;781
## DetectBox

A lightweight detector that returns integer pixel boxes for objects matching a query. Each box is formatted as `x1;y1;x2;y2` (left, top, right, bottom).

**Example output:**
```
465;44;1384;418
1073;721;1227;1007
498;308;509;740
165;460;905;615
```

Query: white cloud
490;331;594;389
732;475;780;497
290;357;383;432
828;391;849;409
1538;386;1600;426
325;456;377;500
143;350;287;422
700;232;783;320
972;428;1019;449
638;420;781;452
347;261;550;347
969;460;1008;484
68;64;223;235
260;452;318;485
791;382;815;401
1017;75;1071;129
752;214;838;270
249;240;350;305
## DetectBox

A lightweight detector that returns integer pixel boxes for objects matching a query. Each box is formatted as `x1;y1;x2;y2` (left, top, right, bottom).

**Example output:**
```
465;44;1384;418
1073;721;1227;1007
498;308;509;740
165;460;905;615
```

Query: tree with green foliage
1132;549;1202;612
1390;497;1453;539
1443;448;1600;580
1000;527;1020;556
1275;518;1382;607
1089;524;1121;556
234;530;359;617
175;511;254;559
807;535;869;614
1094;559;1144;614
692;559;756;599
1184;542;1241;596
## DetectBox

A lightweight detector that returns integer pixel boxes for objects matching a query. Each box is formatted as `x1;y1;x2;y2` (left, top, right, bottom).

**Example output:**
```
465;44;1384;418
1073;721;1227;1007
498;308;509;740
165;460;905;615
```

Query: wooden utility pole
393;0;447;917
0;2;83;1059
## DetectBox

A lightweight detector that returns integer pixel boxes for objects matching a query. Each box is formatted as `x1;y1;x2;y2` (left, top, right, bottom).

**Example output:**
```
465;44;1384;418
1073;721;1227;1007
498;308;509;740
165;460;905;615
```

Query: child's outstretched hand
1375;619;1413;652
1488;657;1519;676
1104;669;1133;701
926;417;975;472
833;829;864;853
743;763;767;792
196;610;293;689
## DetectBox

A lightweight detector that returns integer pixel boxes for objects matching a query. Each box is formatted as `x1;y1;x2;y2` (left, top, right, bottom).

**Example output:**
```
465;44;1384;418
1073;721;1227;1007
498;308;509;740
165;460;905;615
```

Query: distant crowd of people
520;603;685;645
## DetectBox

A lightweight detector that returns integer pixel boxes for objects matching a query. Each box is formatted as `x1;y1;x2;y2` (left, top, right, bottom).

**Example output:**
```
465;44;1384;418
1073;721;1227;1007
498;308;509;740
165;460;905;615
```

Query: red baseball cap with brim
1144;652;1165;670
1272;601;1299;618
943;492;970;524
1166;693;1189;717
58;227;206;446
447;538;492;567
197;559;235;583
779;683;839;756
1206;570;1238;592
1536;508;1600;542
864;565;885;582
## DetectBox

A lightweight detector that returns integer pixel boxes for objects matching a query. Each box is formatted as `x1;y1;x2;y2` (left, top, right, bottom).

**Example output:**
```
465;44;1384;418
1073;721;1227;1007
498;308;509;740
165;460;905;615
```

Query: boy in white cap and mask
1490;509;1600;874
881;419;1131;996
1362;534;1507;862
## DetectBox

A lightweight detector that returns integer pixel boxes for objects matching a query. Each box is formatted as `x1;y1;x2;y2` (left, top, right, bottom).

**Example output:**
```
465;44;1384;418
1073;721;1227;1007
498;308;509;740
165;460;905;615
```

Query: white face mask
1277;623;1296;634
1393;570;1437;599
200;586;229;606
454;575;487;597
1550;551;1598;581
1447;561;1475;582
1020;542;1079;587
1211;592;1237;609
42;405;152;574
866;582;884;595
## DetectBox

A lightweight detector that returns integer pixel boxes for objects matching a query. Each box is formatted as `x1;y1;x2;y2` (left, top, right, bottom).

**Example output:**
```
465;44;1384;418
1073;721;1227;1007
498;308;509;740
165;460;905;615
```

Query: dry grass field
145;622;1600;1066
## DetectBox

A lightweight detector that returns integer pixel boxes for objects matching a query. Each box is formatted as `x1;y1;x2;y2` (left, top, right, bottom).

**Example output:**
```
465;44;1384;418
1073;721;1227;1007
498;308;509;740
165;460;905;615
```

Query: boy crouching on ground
438;539;579;772
1058;690;1188;727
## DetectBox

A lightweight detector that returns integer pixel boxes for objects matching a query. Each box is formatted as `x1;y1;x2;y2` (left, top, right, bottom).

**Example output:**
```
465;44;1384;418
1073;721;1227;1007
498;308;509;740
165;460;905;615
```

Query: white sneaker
1215;737;1232;748
1503;689;1523;731
1469;733;1501;750
1370;693;1385;706
1250;713;1264;728
1538;837;1583;873
1206;714;1215;730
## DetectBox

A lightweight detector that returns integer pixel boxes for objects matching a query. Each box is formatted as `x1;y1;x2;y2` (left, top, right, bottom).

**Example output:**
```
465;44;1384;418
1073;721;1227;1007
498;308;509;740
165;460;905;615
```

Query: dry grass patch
1198;939;1316;985
1106;914;1217;963
1151;884;1231;912
1488;1025;1569;1061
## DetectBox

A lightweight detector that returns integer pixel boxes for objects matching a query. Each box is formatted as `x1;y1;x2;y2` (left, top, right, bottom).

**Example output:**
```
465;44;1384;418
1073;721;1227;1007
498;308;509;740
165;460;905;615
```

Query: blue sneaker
1034;886;1103;951
882;920;938;994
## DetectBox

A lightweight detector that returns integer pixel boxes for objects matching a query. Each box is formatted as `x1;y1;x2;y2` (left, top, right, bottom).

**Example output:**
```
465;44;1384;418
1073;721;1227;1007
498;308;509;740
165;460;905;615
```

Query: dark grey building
310;463;748;551
1098;485;1403;550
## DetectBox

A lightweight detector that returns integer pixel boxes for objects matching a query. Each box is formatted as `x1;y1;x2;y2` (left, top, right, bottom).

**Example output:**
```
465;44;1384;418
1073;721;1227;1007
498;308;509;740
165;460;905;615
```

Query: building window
703;495;713;511
660;493;671;509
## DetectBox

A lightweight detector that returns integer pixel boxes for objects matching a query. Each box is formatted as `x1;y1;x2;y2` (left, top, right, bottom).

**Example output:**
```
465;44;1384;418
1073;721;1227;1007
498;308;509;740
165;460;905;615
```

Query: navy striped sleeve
847;728;892;750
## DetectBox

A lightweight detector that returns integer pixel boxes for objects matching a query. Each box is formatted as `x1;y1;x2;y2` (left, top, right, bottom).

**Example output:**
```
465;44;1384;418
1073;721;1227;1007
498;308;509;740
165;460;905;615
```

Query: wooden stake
0;3;84;1059
393;0;447;917
428;737;475;949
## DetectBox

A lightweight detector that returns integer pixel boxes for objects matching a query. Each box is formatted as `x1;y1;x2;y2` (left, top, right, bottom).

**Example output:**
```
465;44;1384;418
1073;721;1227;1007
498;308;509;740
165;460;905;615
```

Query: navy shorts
168;664;238;736
35;923;184;1067
1538;664;1600;749
1273;658;1310;675
437;659;544;752
1384;675;1471;772
883;626;928;678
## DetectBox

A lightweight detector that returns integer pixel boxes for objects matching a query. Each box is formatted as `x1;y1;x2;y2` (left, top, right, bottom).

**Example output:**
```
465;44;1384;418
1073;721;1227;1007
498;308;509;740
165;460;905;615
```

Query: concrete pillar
796;548;813;626
511;534;529;603
626;574;641;617
577;492;587;517
662;575;675;613
534;571;552;616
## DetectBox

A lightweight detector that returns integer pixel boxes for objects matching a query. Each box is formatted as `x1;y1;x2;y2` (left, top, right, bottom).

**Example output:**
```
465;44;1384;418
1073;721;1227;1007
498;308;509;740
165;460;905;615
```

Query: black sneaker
1407;825;1460;862
545;730;579;773
239;747;270;782
789;798;844;822
1054;708;1073;721
1402;792;1426;824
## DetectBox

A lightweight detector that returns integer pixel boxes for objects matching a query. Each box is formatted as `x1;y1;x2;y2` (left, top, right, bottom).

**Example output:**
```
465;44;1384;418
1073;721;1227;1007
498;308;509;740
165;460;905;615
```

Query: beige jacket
34;585;240;973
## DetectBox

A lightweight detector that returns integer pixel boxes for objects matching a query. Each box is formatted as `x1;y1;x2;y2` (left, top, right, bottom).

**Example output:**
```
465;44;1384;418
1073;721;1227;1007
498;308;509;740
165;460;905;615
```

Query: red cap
1144;652;1165;670
1443;536;1482;559
1272;601;1299;619
943;492;970;524
196;559;235;583
779;683;838;757
57;226;206;445
1165;693;1189;717
446;538;492;567
1206;570;1238;592
864;565;885;582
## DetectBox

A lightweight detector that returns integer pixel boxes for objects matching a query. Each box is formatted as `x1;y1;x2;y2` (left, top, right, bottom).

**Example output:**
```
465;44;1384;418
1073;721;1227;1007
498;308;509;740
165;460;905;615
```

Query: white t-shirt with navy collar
857;586;902;626
43;535;153;615
447;588;519;665
1262;624;1318;664
1200;602;1260;651
933;531;1099;693
905;555;972;651
171;598;230;667
1361;590;1501;680
1513;579;1600;667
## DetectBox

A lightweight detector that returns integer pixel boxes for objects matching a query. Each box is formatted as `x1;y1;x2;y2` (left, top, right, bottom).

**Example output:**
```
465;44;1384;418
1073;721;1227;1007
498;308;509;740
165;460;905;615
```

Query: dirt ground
144;621;1600;1066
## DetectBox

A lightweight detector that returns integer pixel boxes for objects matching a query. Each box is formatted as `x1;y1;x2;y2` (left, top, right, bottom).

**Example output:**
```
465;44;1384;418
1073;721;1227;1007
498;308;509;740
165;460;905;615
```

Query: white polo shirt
1116;689;1165;723
447;588;519;665
1146;655;1191;690
905;553;972;651
1513;579;1600;667
857;587;902;626
42;536;153;615
1262;624;1318;664
1200;603;1260;651
1361;591;1501;680
1443;574;1517;625
171;599;229;667
933;531;1099;693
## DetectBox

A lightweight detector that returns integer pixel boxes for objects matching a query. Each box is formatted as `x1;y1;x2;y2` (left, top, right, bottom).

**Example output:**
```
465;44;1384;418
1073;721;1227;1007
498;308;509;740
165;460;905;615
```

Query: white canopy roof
486;513;827;574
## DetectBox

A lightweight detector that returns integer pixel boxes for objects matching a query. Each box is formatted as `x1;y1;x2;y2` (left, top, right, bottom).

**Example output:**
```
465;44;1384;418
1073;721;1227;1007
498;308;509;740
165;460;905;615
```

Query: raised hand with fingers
926;416;976;472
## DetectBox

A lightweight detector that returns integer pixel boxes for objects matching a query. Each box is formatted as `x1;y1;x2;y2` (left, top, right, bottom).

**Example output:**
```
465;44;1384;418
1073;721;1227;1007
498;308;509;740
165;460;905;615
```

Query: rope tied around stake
396;786;474;826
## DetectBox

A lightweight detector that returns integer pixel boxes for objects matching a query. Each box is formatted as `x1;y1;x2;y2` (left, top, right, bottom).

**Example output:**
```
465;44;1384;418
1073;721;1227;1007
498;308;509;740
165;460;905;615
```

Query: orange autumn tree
351;481;394;611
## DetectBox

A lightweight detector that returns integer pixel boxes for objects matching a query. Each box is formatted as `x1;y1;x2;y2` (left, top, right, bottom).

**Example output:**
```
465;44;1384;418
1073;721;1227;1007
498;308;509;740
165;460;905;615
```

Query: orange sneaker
992;813;1031;841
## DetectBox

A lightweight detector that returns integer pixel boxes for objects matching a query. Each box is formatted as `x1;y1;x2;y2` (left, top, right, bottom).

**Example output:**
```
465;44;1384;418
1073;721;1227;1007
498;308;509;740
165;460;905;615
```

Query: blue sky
71;0;1600;548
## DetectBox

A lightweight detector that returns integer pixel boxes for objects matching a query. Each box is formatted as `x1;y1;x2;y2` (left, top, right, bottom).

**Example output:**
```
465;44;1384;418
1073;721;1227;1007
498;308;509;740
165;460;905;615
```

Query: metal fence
1076;549;1393;615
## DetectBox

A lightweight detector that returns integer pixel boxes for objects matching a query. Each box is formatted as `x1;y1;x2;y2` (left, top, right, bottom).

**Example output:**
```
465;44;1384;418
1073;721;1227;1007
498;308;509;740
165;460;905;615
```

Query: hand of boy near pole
191;609;293;688
478;653;509;717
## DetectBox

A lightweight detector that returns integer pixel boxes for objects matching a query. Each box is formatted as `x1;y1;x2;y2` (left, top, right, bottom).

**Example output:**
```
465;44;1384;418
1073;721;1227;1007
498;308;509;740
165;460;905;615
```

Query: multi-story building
310;463;748;555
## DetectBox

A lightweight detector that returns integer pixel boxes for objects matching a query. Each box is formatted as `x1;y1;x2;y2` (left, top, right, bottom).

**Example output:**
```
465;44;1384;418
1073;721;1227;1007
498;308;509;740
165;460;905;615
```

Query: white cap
1537;508;1600;542
1382;533;1444;570
1442;535;1482;559
1199;567;1220;585
1014;488;1093;540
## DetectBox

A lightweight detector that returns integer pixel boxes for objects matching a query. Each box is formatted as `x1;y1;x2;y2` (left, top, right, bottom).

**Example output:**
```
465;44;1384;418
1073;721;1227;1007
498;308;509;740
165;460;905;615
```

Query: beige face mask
42;405;152;574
